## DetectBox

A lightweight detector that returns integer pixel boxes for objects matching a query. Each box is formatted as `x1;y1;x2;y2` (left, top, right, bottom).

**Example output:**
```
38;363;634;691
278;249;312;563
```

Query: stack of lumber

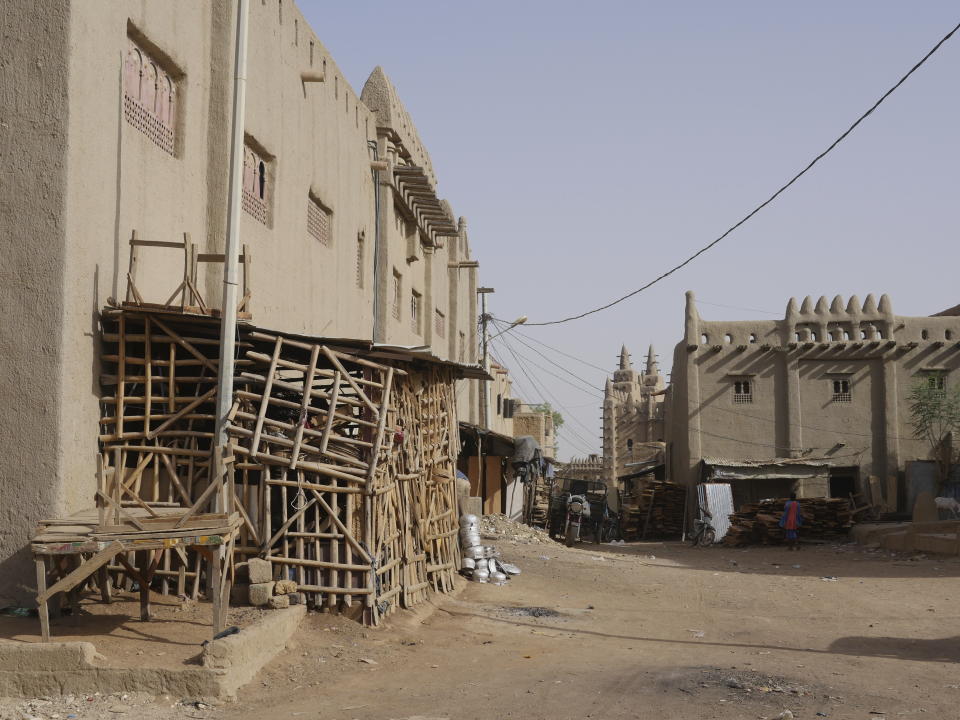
622;481;686;539
724;497;852;546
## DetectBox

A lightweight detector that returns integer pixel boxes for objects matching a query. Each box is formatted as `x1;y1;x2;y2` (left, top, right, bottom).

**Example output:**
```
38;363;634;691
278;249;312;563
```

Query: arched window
947;330;954;341
123;40;178;155
141;62;158;114
749;333;757;343
810;331;818;342
124;48;143;100
701;333;709;345
725;334;733;344
922;329;929;340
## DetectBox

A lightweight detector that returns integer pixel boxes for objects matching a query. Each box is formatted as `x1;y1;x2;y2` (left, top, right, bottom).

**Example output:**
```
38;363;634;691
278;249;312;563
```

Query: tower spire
645;344;657;375
619;345;631;370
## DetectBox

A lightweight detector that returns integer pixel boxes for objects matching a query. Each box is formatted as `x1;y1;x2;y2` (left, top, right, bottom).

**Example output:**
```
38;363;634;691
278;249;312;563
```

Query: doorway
829;467;858;499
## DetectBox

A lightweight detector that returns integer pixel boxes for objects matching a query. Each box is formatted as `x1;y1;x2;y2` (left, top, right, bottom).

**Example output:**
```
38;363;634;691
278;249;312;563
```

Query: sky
300;2;960;460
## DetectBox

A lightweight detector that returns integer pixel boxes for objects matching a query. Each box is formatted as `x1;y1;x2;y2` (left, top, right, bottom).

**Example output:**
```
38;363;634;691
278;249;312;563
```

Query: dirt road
5;536;959;719
230;538;960;720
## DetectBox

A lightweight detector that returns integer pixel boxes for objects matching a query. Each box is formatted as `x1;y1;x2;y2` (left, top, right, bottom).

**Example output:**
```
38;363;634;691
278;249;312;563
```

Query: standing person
779;492;803;551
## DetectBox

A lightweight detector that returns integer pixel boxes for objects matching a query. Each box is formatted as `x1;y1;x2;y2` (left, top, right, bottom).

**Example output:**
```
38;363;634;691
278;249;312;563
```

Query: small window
627;439;634;450
701;334;709;345
725;334;733;344
391;269;402;320
242;145;270;225
355;233;365;288
410;290;422;335
123;39;178;155
307;194;332;245
749;333;757;344
435;309;446;338
921;329;929;340
497;394;502;415
832;379;851;402
918;371;947;392
733;380;752;404
810;331;818;342
947;330;954;341
843;330;851;341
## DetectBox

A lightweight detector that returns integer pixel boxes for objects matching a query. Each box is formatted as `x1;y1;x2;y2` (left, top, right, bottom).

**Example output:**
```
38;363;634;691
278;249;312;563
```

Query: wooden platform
32;507;240;642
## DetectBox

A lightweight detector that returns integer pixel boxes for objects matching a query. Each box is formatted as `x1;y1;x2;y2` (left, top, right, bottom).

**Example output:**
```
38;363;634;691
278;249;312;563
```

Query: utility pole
213;0;250;509
478;287;495;429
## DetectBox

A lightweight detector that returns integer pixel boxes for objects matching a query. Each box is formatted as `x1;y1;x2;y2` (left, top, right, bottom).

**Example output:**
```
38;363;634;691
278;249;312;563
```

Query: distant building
602;345;666;486
512;402;557;460
666;291;960;508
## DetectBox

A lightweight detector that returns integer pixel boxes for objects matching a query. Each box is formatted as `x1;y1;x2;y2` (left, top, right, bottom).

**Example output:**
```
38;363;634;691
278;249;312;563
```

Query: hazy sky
301;2;960;460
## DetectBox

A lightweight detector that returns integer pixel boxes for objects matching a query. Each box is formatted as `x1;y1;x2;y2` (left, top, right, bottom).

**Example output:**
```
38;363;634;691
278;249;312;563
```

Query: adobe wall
670;291;960;504
2;0;482;600
0;0;71;606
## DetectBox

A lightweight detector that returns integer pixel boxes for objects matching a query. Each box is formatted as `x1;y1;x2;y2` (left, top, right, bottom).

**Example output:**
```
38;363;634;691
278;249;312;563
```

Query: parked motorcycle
688;505;716;547
563;494;592;547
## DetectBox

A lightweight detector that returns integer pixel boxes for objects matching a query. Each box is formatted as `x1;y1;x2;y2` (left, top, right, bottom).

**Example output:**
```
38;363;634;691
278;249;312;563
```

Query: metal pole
479;289;492;429
214;0;250;487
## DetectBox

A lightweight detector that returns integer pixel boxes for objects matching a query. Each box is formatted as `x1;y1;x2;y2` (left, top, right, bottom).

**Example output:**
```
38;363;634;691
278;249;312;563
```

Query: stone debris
479;514;553;544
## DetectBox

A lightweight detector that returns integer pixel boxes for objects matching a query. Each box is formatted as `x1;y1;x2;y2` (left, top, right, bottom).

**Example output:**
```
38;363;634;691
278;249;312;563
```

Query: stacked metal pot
459;514;515;585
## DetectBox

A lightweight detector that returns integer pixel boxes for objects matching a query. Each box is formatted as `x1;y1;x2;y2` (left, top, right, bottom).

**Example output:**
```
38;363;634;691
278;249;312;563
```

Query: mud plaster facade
488;360;515;438
602;345;666;486
665;291;960;505
512;403;557;461
0;1;485;604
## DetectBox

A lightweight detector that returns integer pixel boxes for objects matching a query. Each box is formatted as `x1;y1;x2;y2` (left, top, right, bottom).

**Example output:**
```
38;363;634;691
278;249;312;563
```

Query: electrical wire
490;334;603;399
501;327;611;373
494;333;600;451
491;318;606;392
506;20;960;328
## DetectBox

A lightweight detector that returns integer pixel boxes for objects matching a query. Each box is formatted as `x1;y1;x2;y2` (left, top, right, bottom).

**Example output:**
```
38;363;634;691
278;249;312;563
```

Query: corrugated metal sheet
697;483;734;542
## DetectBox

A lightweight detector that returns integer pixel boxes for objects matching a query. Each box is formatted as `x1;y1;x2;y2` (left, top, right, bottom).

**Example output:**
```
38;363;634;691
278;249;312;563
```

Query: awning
459;422;516;458
701;456;830;481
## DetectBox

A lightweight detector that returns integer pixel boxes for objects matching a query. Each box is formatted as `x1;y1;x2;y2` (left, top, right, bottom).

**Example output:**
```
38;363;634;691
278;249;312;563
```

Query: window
749;333;757;344
307;194;331;245
410;290;422;334
242;146;270;225
435;309;446;338
832;379;851;403
918;371;947;392
497;394;503;415
391;269;402;320
355;233;365;288
733;380;752;404
123;38;178;155
921;329;930;340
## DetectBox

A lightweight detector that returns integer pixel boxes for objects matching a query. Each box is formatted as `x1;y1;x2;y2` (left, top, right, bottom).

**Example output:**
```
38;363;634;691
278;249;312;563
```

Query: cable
503;327;611;373
507;20;960;328
490;334;603;399
491;319;606;392
494;333;600;450
497;340;601;453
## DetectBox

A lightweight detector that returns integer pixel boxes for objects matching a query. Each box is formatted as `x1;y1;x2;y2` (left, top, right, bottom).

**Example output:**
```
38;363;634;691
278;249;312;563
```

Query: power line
495;333;599;451
491;319;606;393
509;20;960;328
505;327;610;373
490;334;603;399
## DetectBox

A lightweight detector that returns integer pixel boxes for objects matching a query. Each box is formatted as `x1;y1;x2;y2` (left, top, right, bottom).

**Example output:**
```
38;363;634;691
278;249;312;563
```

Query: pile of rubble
480;514;553;544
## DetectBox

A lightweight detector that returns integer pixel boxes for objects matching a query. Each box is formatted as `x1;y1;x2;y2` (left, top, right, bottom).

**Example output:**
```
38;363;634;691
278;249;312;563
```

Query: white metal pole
214;0;250;477
480;291;491;429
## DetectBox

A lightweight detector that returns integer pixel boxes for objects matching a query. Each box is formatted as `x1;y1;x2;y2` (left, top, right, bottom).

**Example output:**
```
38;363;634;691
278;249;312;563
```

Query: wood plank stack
622;481;687;539
723;497;853;546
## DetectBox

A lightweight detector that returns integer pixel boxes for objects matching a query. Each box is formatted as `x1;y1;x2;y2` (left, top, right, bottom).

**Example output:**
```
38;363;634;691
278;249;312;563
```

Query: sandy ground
4;535;960;719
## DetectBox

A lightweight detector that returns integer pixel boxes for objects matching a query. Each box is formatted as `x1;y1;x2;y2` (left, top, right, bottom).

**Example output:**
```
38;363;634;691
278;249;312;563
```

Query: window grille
435;309;445;338
391;270;402;320
733;380;752;404
242;149;269;225
832;379;851;402
355;233;365;288
411;291;422;334
918;372;947;393
307;197;331;245
123;40;177;155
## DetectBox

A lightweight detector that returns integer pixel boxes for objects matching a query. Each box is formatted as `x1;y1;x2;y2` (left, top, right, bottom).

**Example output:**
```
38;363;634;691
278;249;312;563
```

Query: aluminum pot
461;533;481;547
461;557;476;571
460;514;479;528
473;568;490;583
464;546;485;560
490;571;507;584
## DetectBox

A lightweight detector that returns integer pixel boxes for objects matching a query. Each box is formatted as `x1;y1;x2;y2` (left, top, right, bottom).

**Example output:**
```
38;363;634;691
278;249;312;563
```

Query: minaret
602;377;618;486
619;345;631;370
645;344;657;376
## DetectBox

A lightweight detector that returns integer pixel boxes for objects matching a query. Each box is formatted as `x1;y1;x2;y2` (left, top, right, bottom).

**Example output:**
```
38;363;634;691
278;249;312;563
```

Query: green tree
908;373;960;490
529;402;564;430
